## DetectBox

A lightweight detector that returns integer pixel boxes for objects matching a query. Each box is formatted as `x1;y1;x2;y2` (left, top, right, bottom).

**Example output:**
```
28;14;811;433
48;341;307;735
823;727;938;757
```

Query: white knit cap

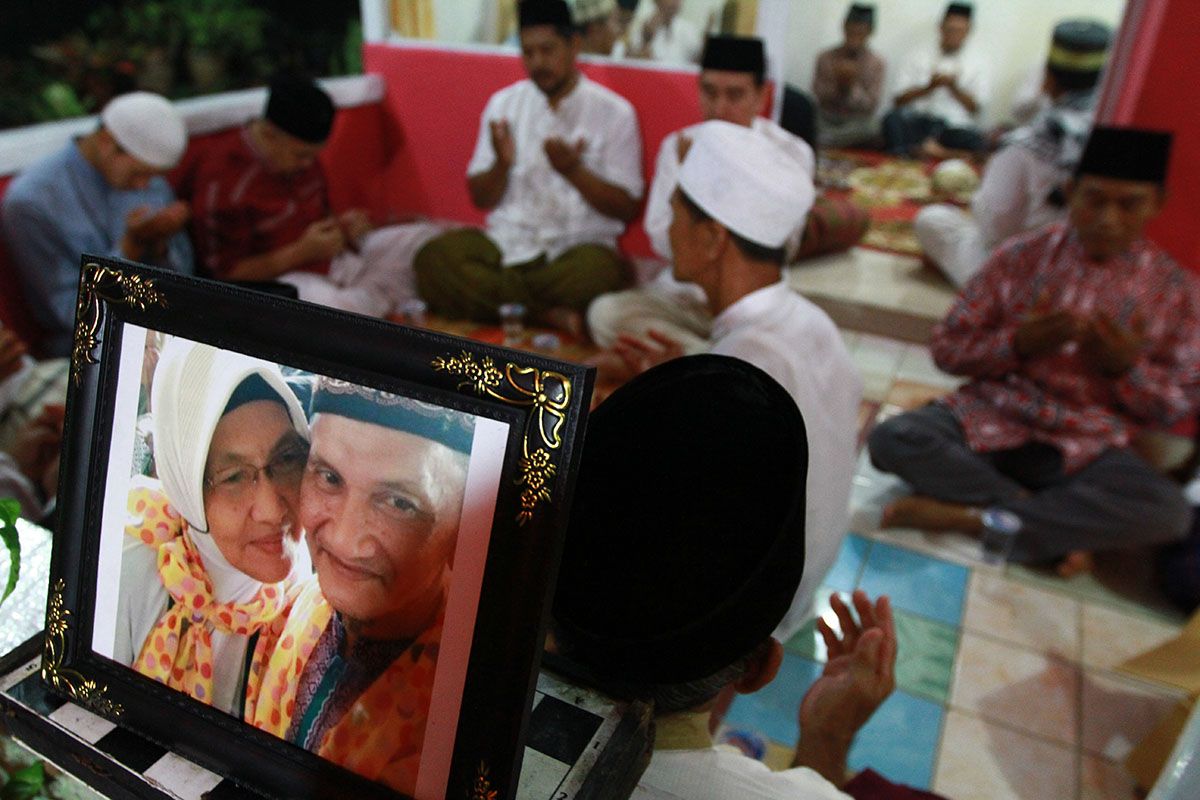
677;120;814;249
100;92;187;170
151;338;309;533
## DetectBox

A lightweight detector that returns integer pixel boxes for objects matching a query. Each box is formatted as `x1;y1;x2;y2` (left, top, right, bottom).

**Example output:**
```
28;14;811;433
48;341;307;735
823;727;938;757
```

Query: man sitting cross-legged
868;126;1200;575
414;0;643;333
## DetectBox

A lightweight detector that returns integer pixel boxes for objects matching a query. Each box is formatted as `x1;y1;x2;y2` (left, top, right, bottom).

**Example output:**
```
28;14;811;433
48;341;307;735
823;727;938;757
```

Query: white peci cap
100;92;187;170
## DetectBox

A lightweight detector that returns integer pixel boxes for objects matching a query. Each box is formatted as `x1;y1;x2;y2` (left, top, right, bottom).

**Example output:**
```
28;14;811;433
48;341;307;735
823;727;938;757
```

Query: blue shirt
1;142;193;355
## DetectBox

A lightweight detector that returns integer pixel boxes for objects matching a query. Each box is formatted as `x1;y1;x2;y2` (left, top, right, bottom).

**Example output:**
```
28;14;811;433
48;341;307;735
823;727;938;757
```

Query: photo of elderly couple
93;331;500;798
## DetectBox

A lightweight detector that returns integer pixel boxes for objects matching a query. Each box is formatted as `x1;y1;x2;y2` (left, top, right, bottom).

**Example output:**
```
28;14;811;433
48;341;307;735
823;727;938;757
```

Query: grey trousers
867;404;1191;563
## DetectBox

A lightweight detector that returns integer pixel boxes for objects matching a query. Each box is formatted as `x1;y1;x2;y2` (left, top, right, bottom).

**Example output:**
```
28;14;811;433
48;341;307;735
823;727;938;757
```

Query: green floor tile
785;618;821;660
893;608;959;703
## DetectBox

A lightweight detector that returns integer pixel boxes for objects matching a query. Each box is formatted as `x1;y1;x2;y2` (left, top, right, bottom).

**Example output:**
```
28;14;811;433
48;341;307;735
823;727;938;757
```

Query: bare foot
881;495;983;533
1055;550;1095;578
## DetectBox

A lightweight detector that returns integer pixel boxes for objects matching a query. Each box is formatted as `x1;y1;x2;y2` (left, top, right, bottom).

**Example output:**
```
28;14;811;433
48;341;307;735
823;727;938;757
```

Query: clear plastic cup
980;508;1022;565
530;332;561;352
498;303;526;346
399;298;428;327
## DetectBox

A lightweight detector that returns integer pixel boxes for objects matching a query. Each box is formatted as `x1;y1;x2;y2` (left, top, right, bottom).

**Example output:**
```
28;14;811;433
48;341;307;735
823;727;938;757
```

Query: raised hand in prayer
612;329;685;377
297;218;347;263
833;59;860;89
338;209;374;250
544;137;587;176
792;591;896;783
1013;310;1083;359
489;120;516;168
122;201;190;261
1080;313;1144;376
0;328;29;382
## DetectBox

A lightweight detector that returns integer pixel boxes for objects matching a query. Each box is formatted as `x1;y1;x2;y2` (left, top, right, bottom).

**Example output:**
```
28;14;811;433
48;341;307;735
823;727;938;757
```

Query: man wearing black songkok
813;4;885;148
551;355;899;798
174;75;442;317
871;127;1200;577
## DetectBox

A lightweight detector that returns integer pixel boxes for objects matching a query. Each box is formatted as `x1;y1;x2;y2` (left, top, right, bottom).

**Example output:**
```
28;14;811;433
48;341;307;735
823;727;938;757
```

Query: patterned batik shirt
932;222;1200;473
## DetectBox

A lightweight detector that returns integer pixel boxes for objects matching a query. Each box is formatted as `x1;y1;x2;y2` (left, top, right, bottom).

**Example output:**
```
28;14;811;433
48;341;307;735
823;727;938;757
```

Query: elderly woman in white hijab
113;338;310;718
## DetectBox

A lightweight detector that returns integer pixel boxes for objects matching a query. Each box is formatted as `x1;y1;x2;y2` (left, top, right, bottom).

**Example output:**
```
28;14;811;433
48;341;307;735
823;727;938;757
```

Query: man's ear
703;220;730;263
734;638;783;695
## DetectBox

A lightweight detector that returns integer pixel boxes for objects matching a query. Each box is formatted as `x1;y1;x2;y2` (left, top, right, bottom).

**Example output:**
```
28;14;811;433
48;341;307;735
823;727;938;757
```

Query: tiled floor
719;318;1188;800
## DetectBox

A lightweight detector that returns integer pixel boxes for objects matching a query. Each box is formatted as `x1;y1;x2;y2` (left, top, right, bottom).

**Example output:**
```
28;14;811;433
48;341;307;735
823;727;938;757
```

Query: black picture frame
42;255;594;799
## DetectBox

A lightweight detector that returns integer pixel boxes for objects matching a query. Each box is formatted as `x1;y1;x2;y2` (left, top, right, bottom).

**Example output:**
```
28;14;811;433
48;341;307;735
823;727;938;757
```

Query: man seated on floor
246;377;474;796
414;0;642;333
915;19;1111;288
867;126;1200;576
2;92;192;356
813;4;885;150
594;121;861;638
882;2;989;159
629;0;703;65
552;354;898;799
588;34;868;353
173;75;440;317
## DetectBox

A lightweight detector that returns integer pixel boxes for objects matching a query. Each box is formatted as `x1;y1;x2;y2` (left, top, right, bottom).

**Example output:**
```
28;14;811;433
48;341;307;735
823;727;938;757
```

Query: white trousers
279;221;444;317
914;204;988;288
586;281;712;354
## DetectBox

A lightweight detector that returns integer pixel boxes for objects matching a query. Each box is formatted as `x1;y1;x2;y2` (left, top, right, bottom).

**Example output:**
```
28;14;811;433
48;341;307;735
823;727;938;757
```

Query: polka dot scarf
127;481;287;706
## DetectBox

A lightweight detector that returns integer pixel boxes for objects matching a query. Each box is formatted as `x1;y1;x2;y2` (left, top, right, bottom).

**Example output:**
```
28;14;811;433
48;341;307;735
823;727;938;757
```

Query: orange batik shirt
245;578;443;796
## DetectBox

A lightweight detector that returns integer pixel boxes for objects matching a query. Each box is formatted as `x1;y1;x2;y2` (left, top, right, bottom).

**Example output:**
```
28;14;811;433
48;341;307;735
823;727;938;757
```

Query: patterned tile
1007;559;1184;626
933;710;1076;800
1080;754;1140;800
892;609;959;704
857;540;970;627
950;632;1079;746
848;689;943;790
962;571;1081;659
1081;604;1182;673
1080;669;1184;762
881;379;949;413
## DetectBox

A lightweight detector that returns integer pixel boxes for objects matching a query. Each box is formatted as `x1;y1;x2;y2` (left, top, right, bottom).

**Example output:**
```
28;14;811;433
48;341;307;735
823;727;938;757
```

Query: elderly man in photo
174;75;440;316
414;0;643;332
882;2;989;158
595;121;861;638
247;378;474;796
869;127;1200;576
2;92;192;356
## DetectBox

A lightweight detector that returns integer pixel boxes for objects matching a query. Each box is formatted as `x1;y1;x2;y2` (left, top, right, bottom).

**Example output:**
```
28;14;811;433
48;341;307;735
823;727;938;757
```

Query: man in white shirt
914;19;1111;286
882;2;989;157
630;0;703;65
596;121;862;638
551;354;895;800
588;35;819;353
414;0;643;329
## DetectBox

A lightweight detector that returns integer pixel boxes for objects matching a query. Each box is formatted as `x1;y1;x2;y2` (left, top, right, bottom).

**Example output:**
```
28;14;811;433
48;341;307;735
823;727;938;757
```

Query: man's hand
1080;313;1143;376
0;329;29;383
834;60;860;89
929;72;956;89
297;218;347;263
793;591;896;784
490;120;516;168
1013;310;1082;359
612;330;685;377
544;137;587;176
338;209;373;248
121;201;190;261
8;404;65;493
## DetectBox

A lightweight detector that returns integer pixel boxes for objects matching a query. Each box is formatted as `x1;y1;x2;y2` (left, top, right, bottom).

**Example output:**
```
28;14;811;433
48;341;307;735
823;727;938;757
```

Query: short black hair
678;190;788;265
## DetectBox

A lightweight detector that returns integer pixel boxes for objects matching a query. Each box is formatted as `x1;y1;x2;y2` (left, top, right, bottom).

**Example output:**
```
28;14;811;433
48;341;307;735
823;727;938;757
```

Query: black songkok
1075;126;1173;186
945;2;973;20
552;355;809;684
1048;20;1112;75
616;0;640;10
518;0;574;30
265;76;335;144
846;3;876;27
700;35;766;76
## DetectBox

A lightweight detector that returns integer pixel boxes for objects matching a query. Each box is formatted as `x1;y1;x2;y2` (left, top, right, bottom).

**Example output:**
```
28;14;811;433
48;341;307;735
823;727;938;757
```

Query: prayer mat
390;313;601;364
818;149;975;259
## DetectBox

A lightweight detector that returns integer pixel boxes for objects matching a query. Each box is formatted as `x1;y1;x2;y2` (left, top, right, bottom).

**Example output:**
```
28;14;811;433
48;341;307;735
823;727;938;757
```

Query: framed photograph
42;256;594;799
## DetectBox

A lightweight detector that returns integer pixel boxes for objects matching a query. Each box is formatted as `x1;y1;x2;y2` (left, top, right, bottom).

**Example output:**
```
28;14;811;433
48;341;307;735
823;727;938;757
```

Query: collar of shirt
712;281;790;343
654;711;715;750
66;140;113;199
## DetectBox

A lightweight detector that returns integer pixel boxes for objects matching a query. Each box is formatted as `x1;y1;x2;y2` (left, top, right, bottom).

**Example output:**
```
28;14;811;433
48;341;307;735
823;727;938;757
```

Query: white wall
784;0;1128;127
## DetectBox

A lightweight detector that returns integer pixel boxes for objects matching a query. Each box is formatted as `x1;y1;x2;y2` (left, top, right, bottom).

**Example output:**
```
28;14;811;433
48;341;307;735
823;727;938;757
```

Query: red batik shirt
177;128;331;278
932;222;1200;473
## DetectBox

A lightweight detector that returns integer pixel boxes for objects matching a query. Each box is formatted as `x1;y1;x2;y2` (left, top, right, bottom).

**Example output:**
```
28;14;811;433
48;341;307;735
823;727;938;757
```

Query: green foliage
0;498;19;607
0;760;45;800
176;0;266;55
